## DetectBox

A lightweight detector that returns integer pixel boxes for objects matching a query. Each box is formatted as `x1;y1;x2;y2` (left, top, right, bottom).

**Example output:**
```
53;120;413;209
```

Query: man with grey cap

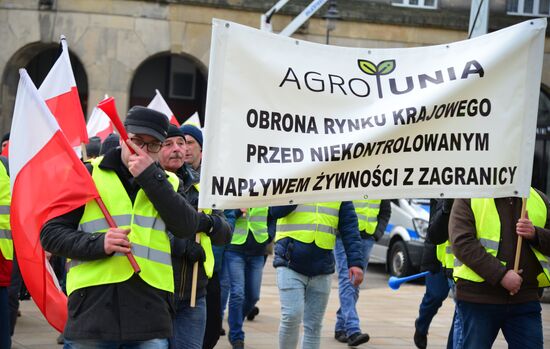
159;125;231;349
41;106;217;349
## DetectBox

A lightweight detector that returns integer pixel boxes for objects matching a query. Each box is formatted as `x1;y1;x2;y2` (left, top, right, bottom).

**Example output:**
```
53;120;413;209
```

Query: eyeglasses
129;137;162;153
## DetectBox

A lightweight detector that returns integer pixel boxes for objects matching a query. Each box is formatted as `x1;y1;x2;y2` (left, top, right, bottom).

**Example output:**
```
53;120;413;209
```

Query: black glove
197;212;214;234
184;240;206;264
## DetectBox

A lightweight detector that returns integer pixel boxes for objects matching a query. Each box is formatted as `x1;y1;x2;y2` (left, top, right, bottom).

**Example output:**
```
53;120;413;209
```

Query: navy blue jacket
270;202;363;276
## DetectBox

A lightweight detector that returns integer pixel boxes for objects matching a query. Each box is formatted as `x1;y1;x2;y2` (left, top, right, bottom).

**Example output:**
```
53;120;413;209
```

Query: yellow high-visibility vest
67;158;179;295
353;200;380;235
0;161;12;261
454;188;550;287
191;183;215;278
436;241;454;270
232;207;268;245
275;202;341;250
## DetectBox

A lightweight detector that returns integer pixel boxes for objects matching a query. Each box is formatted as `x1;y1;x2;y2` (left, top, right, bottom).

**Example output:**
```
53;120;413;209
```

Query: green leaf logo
357;58;397;99
377;60;396;75
358;60;377;75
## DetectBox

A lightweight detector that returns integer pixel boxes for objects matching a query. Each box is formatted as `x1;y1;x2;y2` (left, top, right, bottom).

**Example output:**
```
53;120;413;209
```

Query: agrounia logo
357;59;395;99
278;59;484;99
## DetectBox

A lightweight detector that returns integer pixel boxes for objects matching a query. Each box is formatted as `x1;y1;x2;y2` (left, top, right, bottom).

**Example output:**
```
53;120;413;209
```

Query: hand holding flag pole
513;198;527;272
96;97;140;273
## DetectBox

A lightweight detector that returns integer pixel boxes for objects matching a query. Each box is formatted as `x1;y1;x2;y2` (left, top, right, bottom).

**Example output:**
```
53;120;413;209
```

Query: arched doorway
129;53;207;126
0;43;88;134
533;84;550;195
25;46;89;115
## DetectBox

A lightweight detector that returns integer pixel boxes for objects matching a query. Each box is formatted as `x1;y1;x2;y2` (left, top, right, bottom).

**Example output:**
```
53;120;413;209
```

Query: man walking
41;106;215;348
334;199;390;346
159;125;231;349
449;188;550;349
270;202;364;349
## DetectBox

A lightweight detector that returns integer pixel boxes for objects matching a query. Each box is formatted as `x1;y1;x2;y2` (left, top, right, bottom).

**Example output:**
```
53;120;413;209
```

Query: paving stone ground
12;261;550;349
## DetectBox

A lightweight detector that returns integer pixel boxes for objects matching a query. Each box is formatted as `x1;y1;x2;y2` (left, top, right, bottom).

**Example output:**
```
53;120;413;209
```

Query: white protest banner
200;19;546;209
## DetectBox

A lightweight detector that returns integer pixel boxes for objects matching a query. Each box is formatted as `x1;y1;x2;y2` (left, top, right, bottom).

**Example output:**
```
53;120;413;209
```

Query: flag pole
95;196;140;273
513;198;527;272
81;142;88;161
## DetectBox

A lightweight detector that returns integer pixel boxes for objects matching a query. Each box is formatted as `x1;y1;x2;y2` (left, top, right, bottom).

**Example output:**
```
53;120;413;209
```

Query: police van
369;199;430;277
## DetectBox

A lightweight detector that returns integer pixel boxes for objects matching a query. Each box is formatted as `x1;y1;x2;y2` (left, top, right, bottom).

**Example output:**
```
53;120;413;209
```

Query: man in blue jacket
270;202;364;349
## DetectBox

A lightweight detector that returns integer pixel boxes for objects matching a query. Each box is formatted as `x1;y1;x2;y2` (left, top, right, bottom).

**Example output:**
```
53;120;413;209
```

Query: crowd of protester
0;105;549;349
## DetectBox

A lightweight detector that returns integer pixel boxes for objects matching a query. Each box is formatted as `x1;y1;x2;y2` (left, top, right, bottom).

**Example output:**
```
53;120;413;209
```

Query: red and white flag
9;69;99;332
39;36;89;148
183;111;202;129
87;97;115;141
147;89;180;126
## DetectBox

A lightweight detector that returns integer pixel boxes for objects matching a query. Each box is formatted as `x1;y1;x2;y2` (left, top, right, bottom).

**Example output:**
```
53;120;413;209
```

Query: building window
507;0;550;16
392;0;438;9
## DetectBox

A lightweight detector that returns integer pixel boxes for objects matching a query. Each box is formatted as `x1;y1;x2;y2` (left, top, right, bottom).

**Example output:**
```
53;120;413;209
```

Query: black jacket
40;149;202;341
170;165;231;303
420;199;454;274
368;199;391;241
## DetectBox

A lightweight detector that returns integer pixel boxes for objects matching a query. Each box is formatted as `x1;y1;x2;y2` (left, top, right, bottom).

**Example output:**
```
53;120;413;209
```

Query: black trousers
7;256;22;336
202;272;221;349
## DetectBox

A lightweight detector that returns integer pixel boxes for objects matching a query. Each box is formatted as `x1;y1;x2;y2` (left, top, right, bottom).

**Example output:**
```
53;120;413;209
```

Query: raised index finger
126;138;145;156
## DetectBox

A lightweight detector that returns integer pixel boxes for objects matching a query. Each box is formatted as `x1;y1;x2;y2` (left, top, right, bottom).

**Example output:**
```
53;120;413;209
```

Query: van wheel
389;241;413;277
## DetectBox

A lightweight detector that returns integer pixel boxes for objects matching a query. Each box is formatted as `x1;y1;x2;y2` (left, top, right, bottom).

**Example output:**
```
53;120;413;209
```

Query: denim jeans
447;280;463;349
277;267;332;349
172;295;206;349
457;300;543;349
64;338;168;349
219;252;230;321
333;236;374;336
415;268;450;335
225;251;265;343
0;287;10;349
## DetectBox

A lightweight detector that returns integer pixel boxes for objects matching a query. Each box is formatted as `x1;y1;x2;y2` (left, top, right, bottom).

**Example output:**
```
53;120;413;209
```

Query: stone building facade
0;0;548;133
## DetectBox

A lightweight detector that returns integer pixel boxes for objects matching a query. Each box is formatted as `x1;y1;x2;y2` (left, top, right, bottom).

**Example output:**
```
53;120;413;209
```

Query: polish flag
87;97;115;141
9;69;99;332
147;89;180;126
183;111;202;129
38;36;89;148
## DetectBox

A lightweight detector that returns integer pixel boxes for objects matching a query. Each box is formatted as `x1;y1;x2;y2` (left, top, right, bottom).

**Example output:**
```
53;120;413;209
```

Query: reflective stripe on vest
0;230;11;239
353;200;380;235
275;202;340;250
436;241;455;270
67;158;179;295
0;161;12;261
454;188;550;287
68;242;172;269
232;207;269;245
